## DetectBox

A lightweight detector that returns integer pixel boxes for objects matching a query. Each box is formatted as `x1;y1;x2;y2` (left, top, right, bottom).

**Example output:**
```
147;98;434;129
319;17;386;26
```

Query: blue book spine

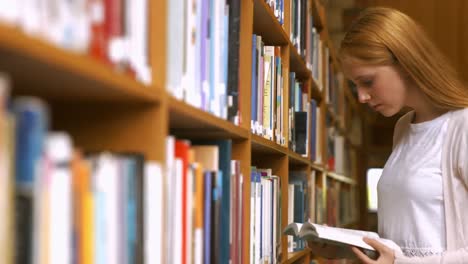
127;159;137;264
14;98;48;186
251;35;258;125
13;97;48;264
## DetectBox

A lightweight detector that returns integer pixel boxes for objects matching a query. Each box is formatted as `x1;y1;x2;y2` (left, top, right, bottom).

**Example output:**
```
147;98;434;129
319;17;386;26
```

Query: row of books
327;64;346;127
0;74;248;264
326;113;353;175
265;0;285;25
324;180;358;228
250;35;285;144
250;166;282;264
165;137;244;264
0;81;164;263
287;171;316;252
249;34;324;162
289;0;310;59
287;74;323;162
0;0;151;84
288;0;325;92
288;180;357;243
166;0;241;124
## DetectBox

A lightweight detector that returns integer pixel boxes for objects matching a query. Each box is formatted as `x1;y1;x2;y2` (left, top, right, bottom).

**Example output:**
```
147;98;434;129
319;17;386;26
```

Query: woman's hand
351;237;395;264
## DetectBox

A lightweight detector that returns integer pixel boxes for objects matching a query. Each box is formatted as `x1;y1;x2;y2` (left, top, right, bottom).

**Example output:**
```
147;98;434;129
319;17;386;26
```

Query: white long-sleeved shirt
390;108;468;263
378;111;449;257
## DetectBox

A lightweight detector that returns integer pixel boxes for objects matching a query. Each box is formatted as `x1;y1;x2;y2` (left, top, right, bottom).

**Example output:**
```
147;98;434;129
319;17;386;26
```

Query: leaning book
284;221;403;260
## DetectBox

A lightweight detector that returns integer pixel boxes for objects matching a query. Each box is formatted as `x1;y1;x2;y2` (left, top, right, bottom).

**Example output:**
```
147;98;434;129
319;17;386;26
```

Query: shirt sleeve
394;247;468;264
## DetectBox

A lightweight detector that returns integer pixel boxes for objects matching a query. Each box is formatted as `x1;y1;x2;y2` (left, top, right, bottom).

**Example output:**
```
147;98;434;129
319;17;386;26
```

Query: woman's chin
379;107;400;117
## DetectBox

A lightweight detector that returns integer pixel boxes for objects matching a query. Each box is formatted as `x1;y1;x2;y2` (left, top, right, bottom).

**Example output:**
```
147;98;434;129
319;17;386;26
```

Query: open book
284;222;403;260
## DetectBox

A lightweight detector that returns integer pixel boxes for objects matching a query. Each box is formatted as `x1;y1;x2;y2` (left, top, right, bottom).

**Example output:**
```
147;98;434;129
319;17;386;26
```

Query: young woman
311;7;468;263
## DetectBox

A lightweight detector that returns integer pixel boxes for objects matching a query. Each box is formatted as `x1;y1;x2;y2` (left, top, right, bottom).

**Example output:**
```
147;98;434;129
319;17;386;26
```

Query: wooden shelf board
311;78;323;103
253;0;289;45
311;163;326;172
327;172;356;185
169;96;249;139
289;43;311;80
312;0;326;31
0;24;160;103
283;248;311;264
288;150;311;166
251;133;288;155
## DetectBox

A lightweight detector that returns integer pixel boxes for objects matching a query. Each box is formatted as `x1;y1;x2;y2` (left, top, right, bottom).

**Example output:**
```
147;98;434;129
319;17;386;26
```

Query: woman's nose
357;87;371;103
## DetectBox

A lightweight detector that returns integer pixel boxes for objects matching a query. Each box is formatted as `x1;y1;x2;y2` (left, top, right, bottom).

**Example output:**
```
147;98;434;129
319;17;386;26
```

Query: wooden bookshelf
253;0;289;45
0;25;160;103
312;0;327;31
0;0;364;262
289;42;311;80
169;96;250;139
289;150;311;166
327;171;357;186
252;133;289;155
311;77;323;103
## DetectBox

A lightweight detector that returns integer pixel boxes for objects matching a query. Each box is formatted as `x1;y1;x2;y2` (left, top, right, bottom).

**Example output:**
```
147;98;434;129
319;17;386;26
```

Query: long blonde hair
339;7;468;110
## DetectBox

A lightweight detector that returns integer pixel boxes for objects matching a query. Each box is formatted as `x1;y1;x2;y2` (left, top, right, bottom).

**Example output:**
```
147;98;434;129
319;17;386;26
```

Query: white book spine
165;137;175;263
166;0;184;98
0;0;20;24
184;0;196;106
46;133;73;264
185;166;194;264
144;162;163;264
254;176;261;263
250;174;255;264
173;159;183;264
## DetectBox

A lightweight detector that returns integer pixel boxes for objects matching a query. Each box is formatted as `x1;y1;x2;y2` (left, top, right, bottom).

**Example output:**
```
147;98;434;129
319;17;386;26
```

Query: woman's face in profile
341;59;409;117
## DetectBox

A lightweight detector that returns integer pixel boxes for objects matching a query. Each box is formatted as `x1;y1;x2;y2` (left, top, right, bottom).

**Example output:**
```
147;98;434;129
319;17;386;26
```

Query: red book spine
89;0;107;61
175;140;190;264
104;0;122;63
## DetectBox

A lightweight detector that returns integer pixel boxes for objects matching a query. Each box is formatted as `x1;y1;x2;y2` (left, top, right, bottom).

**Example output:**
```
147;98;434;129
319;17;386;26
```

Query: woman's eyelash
362;80;373;86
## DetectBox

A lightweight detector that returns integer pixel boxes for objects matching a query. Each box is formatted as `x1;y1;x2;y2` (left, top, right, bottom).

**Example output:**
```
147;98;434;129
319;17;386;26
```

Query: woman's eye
362;80;373;87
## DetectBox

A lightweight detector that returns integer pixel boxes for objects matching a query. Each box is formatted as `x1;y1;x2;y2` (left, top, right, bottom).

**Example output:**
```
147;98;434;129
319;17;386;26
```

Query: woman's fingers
351;247;376;264
363;237;391;254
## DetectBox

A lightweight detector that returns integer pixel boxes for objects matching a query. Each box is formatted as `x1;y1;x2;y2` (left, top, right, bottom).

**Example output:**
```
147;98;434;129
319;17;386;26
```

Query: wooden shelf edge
311;77;323;103
0;24;160;102
311;163;326;172
251;133;288;155
288;41;312;81
312;0;326;31
283;248;311;264
327;172;356;185
253;0;289;45
169;96;249;139
288;150;311;166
